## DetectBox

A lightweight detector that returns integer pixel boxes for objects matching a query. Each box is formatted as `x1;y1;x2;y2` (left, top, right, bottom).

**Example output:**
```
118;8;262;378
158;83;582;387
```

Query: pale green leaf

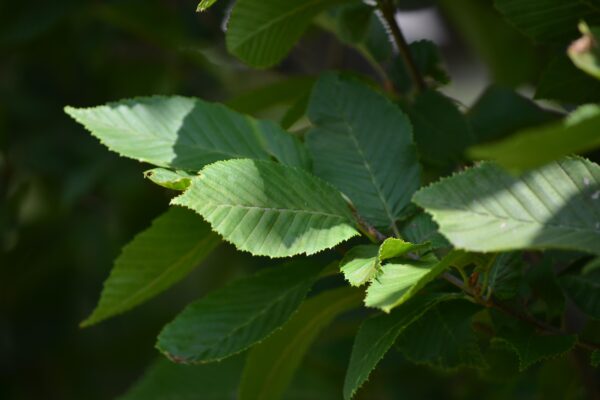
469;105;600;171
365;251;469;312
396;300;487;370
144;168;194;191
118;355;243;400
65;96;309;171
81;207;220;327
172;159;359;258
339;245;378;287
307;73;420;229
568;22;600;80
378;237;429;262
343;293;457;400
156;260;324;364
226;0;348;67
560;270;600;319
197;0;219;12
413;157;600;255
239;287;361;400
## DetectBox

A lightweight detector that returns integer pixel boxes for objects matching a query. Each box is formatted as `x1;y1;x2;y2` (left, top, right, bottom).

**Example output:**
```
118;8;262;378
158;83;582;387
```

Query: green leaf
396;300;487;370
560;269;600;319
81;207;220;327
343;293;456;400
226;0;348;67
493;321;577;370
156;260;324;364
486;252;523;300
469;105;600;171
306;73;420;229
239;287;361;400
413;157;600;255
339;245;379;287
468;85;558;144
535;54;600;104
403;89;473;167
144;168;193;191
398;211;450;249
365;250;470;312
391;40;450;93
592;350;600;367
494;0;600;43
65;96;309;170
569;22;600;80
172;159;358;258
527;258;565;320
197;0;219;12
118;356;243;400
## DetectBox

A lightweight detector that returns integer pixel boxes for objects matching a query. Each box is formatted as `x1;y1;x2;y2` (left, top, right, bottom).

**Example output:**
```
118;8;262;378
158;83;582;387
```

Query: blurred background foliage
0;0;594;399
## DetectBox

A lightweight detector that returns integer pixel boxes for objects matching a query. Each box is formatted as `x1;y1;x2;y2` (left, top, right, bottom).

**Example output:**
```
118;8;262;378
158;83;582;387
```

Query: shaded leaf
592;350;600;367
65;96;309;171
239;287;361;400
398;211;450;249
307;73;420;229
486;252;523;300
82;207;220;327
156;260;324;363
172;159;359;258
560;269;600;319
413;157;600;255
144;168;193;191
536;54;600;104
391;40;450;93
527;258;565;320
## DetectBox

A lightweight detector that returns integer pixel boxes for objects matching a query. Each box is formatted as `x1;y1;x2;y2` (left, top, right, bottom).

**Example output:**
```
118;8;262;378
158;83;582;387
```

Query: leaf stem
376;0;426;93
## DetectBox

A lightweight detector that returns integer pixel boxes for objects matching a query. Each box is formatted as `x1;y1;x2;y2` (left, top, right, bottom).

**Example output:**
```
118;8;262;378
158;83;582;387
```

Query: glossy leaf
413;157;600;255
307;73;420;229
239;287;361;400
156;260;324;363
81;207;220;327
173;159;359;258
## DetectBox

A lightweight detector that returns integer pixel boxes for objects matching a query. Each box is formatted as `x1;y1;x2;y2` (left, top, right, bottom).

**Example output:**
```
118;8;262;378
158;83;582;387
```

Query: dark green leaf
486;252;523;300
399;211;451;249
560;270;600;319
536;55;600;104
592;350;600;367
527;259;565;320
391;40;450;93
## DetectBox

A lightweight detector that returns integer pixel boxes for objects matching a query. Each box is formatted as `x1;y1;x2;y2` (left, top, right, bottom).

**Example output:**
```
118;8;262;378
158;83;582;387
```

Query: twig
349;204;387;243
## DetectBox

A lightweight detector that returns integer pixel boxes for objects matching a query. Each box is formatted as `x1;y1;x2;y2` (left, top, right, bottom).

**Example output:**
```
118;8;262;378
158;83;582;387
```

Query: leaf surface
156;260;324;363
535;55;600;104
339;245;379;287
172;159;359;258
413;157;600;255
144;168;193;191
82;207;220;327
560;270;600;319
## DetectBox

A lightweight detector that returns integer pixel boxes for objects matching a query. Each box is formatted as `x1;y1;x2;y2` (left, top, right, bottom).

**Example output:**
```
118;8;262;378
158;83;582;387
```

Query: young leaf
156;260;324;364
307;73;420;229
226;0;349;68
365;251;468;312
118;356;243;400
378;237;429;262
172;159;359;258
339;245;379;287
413;157;600;255
494;0;600;43
239;287;362;400
343;293;457;400
568;22;600;80
81;207;220;327
65;96;309;170
535;55;600;104
467;85;558;144
396;300;487;370
403;89;473;167
143;168;193;191
197;0;219;12
493;321;577;370
469;105;600;171
559;270;600;319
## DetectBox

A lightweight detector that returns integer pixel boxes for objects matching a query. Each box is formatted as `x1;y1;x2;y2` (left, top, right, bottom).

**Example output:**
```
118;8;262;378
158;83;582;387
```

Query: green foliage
172;159;359;257
156;260;324;363
143;168;193;191
536;54;600;104
560;269;600;319
339;245;379;286
568;22;600;80
81;207;220;327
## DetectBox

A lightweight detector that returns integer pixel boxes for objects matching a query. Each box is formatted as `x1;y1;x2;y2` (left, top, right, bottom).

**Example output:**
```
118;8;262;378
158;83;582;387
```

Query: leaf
398;211;450;250
494;0;600;43
156;260;324;364
527;258;565;320
396;300;487;370
239;287;361;400
81;207;220;327
343;293;456;400
65;96;309;171
391;40;450;93
306;73;420;229
172;159;359;258
197;0;219;12
467;85;558;144
339;245;379;287
144;168;193;191
403;89;473;167
226;0;348;68
486;252;523;300
568;22;600;80
469;105;600;171
535;54;600;104
413;157;600;255
118;356;243;400
560;269;600;319
493;321;577;370
365;251;469;312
